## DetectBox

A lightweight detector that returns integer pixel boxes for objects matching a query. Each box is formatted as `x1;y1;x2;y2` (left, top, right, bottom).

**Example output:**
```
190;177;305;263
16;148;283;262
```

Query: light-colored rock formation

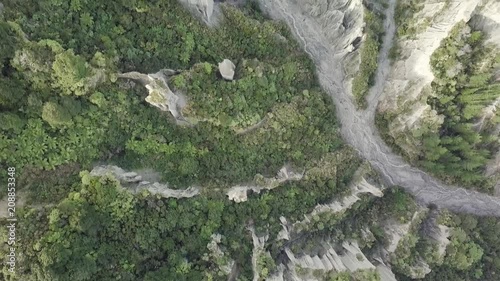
227;166;304;202
136;183;200;198
379;0;482;141
248;226;269;281
273;0;366;88
90;165;200;198
379;0;500;162
272;241;375;281
339;242;376;272
218;59;236;80
384;210;433;279
384;211;424;253
432;225;451;257
205;234;235;275
376;264;398;281
385;220;411;254
480;97;500;184
293;0;364;54
178;0;215;24
472;97;499;133
118;71;187;122
296;177;383;226
407;260;432;279
91;165;144;183
277;216;290;241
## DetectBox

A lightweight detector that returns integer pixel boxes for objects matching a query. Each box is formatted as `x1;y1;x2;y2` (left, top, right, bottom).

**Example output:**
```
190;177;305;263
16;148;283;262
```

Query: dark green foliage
0;0;337;189
379;187;418;223
0;22;18;70
0;1;361;280
4;1;498;280
2;158;365;280
378;22;499;192
397;213;500;281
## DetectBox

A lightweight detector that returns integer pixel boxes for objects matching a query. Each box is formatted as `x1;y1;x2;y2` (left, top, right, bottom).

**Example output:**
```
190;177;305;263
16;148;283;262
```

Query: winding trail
257;0;500;217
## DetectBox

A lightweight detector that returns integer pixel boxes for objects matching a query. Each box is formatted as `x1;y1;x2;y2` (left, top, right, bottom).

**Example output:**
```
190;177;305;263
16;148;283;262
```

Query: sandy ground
257;0;500;217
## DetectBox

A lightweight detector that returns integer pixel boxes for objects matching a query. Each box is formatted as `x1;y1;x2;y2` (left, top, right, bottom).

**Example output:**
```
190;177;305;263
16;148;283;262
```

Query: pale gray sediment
257;0;500;217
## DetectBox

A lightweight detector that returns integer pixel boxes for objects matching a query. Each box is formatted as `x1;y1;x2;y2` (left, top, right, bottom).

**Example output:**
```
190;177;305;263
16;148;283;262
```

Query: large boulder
117;70;187;121
218;59;236;80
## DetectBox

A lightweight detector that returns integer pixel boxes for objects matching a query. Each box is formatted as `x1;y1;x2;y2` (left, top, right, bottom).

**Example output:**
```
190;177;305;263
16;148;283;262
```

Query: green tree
445;228;484;270
52;49;92;96
42;101;73;127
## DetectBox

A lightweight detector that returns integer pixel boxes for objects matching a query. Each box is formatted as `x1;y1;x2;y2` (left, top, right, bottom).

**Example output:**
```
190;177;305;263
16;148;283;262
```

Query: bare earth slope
257;0;500;217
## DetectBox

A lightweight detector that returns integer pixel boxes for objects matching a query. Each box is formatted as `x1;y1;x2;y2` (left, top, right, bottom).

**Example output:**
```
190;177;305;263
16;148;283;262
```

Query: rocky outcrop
178;0;215;24
407;260;432;279
295;177;383;228
248;226;269;281
432;225;451;258
292;0;364;54
269;241;376;281
470;1;500;47
205;234;235;275
384;211;423;253
277;216;290;241
376;264;398;281
385;210;434;279
118;70;188;123
379;0;482;146
218;59;236;80
90;165;200;198
227;166;304;202
379;0;500;160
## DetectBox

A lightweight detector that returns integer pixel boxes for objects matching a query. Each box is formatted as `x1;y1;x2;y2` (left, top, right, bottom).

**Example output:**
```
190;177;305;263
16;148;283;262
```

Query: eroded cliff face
292;0;364;53
378;0;500;163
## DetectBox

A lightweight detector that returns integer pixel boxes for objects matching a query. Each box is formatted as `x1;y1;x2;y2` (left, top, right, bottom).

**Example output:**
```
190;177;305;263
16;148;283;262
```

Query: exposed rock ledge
267;241;376;281
226;166;304;202
289;177;384;233
90;165;200;198
178;0;215;24
118;70;188;123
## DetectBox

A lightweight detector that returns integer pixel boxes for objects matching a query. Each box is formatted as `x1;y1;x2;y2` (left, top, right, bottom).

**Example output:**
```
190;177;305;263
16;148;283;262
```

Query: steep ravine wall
378;0;498;158
256;0;500;217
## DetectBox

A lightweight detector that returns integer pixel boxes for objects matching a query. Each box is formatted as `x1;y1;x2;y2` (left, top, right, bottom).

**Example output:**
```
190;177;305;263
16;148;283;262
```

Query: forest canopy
1;1;500;281
0;0;358;280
